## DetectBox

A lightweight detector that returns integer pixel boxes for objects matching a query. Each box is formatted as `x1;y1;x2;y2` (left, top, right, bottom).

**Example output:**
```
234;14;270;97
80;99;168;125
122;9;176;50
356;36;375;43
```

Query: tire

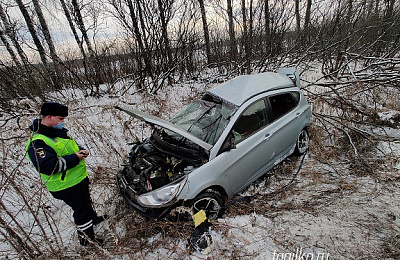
294;128;309;155
189;189;226;220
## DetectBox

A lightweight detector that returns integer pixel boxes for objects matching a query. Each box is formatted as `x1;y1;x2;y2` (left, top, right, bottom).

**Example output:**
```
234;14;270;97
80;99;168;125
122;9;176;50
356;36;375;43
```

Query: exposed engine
120;141;196;195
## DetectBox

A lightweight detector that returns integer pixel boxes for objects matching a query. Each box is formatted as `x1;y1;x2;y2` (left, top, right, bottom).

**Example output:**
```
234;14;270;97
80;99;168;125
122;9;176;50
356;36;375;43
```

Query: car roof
208;72;295;106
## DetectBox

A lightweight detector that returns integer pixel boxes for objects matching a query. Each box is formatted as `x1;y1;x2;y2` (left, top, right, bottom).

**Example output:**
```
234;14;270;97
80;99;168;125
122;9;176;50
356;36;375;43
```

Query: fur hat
40;102;68;117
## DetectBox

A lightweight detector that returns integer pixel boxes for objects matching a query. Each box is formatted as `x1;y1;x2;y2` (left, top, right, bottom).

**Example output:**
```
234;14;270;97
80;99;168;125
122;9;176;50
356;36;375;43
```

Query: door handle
264;133;271;140
296;112;301;118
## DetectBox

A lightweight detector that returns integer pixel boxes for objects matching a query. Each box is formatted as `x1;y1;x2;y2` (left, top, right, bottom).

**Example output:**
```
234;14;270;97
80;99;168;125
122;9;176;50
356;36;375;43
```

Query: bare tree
14;0;48;66
198;0;211;64
136;0;152;61
303;0;312;45
108;0;156;87
32;0;63;88
14;0;65;89
227;0;237;63
126;0;153;81
0;3;44;98
0;4;29;67
384;0;396;19
71;0;101;94
295;0;300;38
32;0;60;64
157;0;173;67
0;27;20;67
0;4;25;67
264;0;270;54
294;0;312;46
59;0;90;83
241;0;251;73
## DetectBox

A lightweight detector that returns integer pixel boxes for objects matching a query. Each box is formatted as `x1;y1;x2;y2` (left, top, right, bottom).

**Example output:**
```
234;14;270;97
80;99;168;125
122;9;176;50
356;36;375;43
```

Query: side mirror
219;132;236;154
229;134;237;150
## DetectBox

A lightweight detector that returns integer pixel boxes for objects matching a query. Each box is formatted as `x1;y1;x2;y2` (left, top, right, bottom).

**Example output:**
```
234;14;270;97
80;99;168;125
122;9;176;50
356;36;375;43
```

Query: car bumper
116;175;167;218
116;174;172;218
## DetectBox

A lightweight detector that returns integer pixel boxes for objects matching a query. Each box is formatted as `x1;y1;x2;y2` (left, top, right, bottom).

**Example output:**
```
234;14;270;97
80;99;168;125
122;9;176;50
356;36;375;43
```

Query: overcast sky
0;0;122;62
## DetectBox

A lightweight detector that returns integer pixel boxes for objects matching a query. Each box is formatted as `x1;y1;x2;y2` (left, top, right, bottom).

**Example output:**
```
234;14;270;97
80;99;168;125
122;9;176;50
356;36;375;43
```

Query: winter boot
78;226;104;246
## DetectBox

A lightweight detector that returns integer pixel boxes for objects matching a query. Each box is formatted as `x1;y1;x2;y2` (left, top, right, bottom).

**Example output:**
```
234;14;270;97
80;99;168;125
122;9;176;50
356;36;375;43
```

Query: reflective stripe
77;220;93;231
58;157;67;172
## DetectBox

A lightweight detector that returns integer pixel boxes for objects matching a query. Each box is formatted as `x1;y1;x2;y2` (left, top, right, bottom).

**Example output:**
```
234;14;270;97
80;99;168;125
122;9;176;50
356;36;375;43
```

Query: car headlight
137;177;187;207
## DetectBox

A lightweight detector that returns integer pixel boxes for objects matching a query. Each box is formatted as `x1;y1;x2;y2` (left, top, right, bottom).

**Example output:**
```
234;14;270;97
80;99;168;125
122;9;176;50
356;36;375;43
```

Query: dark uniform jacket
27;119;81;176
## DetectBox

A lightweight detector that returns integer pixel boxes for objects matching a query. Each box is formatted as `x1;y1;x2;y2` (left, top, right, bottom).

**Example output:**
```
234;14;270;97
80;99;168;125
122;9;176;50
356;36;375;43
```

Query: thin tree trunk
71;0;101;94
0;28;21;67
59;0;85;57
0;4;25;67
375;0;380;16
71;0;95;58
0;3;38;92
136;0;153;76
14;0;48;65
227;0;237;63
14;0;64;89
303;0;312;45
264;0;270;54
295;0;301;43
126;0;153;84
241;0;250;73
59;0;90;84
198;0;211;64
157;0;173;67
385;0;395;19
249;0;253;70
32;0;60;62
32;0;62;88
32;0;59;63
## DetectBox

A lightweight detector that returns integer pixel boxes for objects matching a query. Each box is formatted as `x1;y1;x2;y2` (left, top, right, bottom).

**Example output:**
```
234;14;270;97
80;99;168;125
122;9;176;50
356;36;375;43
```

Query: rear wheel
190;189;225;220
294;128;309;155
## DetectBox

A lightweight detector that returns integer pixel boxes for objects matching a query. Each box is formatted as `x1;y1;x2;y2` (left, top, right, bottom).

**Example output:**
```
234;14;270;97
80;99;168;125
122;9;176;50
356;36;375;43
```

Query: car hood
116;106;213;151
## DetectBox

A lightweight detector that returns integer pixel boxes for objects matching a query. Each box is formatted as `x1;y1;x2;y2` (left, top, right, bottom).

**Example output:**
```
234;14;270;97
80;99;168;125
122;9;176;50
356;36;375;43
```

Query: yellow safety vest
26;134;88;192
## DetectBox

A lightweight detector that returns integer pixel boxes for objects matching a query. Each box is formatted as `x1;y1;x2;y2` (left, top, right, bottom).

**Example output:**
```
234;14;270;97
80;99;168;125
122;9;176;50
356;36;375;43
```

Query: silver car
116;68;311;219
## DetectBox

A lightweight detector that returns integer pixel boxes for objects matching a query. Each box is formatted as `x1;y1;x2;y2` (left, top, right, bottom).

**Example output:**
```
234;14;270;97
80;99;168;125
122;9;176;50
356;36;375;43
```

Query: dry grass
1;64;400;259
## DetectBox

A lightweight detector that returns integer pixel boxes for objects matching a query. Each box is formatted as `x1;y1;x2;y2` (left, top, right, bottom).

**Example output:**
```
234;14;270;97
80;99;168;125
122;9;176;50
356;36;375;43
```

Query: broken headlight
137;176;187;207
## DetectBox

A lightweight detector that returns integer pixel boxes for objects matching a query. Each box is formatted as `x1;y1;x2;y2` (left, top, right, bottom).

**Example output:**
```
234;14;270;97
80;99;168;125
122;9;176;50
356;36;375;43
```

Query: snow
1;68;400;259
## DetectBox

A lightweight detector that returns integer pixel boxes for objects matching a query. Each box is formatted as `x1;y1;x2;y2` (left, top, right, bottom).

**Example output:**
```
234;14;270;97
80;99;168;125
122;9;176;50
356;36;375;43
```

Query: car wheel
294;128;309;155
190;189;225;220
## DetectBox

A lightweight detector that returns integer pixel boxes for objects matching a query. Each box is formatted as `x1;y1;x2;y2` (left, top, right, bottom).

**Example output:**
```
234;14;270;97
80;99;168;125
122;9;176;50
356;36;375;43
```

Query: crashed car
116;68;311;219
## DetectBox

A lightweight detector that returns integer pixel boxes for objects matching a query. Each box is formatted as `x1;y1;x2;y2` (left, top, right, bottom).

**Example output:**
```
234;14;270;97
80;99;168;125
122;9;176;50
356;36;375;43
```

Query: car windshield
168;94;237;145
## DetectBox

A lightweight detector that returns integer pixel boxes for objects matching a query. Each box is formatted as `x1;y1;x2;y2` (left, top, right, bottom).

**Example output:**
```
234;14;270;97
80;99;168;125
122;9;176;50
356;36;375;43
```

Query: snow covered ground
1;68;399;259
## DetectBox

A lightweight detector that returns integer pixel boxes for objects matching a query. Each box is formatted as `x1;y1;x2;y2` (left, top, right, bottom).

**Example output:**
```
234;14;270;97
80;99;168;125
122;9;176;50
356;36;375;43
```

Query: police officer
26;102;106;246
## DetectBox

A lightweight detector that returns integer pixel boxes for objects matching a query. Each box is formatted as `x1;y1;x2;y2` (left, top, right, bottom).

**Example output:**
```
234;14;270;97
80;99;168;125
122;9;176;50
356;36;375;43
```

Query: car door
223;91;302;195
265;91;302;157
223;98;275;195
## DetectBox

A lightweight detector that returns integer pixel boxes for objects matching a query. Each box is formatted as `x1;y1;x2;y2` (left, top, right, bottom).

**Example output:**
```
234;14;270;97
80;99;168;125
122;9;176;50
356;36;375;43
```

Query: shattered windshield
168;94;237;145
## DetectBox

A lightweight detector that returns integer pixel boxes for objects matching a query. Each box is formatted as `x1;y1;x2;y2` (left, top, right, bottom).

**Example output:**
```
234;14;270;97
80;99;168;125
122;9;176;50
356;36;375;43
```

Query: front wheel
189;189;226;220
294;128;309;155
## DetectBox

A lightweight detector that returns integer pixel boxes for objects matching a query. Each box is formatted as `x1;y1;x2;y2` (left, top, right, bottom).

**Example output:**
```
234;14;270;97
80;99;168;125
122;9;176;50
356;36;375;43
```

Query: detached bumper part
189;210;213;255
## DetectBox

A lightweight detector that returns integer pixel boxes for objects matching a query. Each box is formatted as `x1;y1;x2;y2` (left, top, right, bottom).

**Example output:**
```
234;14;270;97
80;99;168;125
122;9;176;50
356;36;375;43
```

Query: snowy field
1;66;399;259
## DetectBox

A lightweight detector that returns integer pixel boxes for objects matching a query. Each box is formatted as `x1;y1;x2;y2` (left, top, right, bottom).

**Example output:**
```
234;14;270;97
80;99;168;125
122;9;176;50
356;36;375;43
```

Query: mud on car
116;68;311;219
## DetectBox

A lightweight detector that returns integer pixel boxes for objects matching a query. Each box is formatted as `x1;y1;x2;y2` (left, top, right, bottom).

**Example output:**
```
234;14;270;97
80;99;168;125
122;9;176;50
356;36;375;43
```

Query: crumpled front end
116;140;200;217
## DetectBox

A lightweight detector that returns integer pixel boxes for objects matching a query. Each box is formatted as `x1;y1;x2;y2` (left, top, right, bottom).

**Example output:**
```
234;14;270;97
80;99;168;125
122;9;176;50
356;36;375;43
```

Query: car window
231;99;268;144
269;92;299;121
168;97;237;145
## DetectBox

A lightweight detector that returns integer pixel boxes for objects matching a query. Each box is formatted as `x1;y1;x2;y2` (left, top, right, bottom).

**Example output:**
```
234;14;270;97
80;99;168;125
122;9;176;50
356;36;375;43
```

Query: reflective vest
26;134;88;192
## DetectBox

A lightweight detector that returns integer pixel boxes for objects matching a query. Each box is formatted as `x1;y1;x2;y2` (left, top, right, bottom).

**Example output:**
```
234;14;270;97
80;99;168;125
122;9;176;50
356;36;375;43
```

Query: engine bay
120;140;198;195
